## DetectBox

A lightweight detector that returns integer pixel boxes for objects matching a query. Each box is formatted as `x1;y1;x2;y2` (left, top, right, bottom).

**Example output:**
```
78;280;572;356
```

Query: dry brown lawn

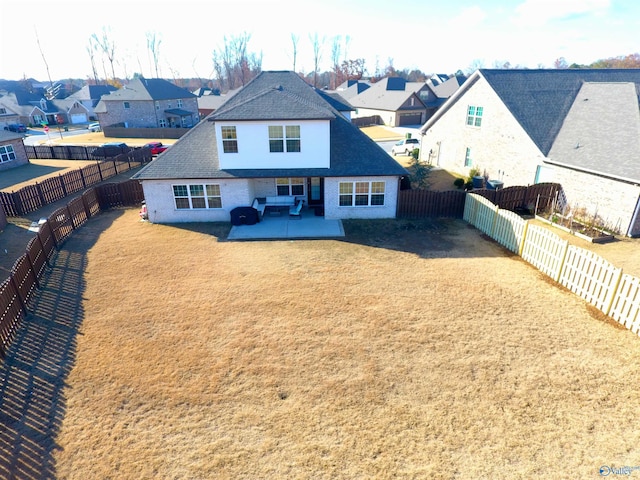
2;208;639;479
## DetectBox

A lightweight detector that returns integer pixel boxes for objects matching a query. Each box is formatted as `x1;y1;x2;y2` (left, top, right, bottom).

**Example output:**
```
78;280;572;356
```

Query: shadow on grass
0;209;123;479
0;164;66;191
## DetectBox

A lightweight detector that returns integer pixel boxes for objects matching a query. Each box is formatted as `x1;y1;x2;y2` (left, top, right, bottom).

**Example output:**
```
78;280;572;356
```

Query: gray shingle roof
133;71;407;181
102;78;196;101
479;68;640;155
547;82;640;182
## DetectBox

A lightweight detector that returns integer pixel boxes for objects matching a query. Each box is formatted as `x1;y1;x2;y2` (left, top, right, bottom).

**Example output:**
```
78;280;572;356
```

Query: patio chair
289;199;303;219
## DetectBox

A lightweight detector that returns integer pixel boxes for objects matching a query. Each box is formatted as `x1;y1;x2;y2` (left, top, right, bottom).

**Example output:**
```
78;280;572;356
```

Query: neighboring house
334;79;371;100
0;101;21;130
0;130;29;171
195;87;241;119
419;68;640;237
132;70;408;224
64;84;117;122
94;77;199;129
346;77;428;126
0;89;63;126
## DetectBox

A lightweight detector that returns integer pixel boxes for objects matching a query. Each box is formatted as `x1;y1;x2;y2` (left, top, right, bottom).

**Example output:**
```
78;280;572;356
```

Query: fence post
518;220;529;257
603;269;624;317
554;240;569;283
9;275;27;316
490;204;499;237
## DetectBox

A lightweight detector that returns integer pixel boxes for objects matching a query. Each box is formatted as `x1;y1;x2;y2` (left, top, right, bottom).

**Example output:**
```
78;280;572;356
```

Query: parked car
143;142;169;155
391;137;420;156
88;122;101;132
4;123;27;133
93;142;131;158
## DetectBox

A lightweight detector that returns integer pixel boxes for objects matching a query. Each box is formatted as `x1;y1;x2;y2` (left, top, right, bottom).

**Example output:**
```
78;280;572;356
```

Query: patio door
307;177;324;206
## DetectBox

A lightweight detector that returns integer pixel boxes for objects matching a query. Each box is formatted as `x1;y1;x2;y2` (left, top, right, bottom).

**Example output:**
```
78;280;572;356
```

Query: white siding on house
324;176;400;220
420;78;546;186
217;120;330;170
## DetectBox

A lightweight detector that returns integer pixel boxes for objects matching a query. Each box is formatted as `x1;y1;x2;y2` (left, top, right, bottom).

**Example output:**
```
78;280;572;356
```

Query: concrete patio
227;207;345;240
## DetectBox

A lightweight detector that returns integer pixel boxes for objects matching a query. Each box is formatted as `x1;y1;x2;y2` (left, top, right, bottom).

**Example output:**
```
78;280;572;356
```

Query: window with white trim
221;126;238;153
466;105;483;127
0;144;16;163
158;119;167;127
177;99;183;108
33;115;44;125
269;125;300;152
339;181;385;206
276;178;304;196
464;147;473;167
173;184;222;209
155;101;160;110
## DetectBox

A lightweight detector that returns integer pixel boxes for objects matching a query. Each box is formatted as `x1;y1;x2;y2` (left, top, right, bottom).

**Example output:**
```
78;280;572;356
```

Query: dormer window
40;98;47;111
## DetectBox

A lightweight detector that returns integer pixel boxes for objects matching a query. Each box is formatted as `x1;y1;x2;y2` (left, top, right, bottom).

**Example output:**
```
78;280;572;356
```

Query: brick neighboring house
94;77;199;129
0;130;29;171
132;70;407;224
419;68;640;237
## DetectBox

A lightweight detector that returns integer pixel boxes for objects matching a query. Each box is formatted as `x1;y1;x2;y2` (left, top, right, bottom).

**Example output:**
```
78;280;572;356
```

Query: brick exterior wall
98;97;199;129
142;175;401;224
420;78;545;185
0;139;29;172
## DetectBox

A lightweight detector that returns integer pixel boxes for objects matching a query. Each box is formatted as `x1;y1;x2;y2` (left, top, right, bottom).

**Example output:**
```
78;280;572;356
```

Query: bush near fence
0;180;144;360
464;193;640;337
1;148;151;217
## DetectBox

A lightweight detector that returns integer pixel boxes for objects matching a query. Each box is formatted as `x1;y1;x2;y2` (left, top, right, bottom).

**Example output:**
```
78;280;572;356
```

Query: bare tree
212;32;261;91
309;32;325;87
553;57;569;69
87;36;100;84
93;27;117;80
330;35;341;89
146;31;162;78
290;33;299;72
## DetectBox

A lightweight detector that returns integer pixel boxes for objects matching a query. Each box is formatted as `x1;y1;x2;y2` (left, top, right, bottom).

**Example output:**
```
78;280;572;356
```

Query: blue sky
1;0;638;81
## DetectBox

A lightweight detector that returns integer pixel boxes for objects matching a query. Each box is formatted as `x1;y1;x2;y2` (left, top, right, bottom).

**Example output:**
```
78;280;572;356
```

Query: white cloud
513;0;610;26
448;6;488;29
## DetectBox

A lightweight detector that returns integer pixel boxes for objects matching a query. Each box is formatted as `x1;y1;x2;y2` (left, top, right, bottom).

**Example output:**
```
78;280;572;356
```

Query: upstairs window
124;102;130;109
221;126;238;153
177;99;183;108
155;101;160;110
466;105;483;127
269;125;300;152
269;126;284;152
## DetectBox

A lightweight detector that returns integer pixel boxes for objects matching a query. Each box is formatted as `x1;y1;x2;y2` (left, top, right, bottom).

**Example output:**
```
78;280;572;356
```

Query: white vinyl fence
465;193;640;337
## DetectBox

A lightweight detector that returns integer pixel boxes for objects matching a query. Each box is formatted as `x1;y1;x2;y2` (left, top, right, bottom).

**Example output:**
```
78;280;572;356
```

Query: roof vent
274;85;283;91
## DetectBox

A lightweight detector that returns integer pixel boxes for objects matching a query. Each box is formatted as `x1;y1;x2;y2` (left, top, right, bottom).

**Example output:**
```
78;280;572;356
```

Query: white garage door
70;113;87;124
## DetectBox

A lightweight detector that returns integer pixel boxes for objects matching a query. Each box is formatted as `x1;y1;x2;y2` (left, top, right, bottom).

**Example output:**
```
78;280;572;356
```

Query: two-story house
419;68;640;237
94;77;199;129
132;70;408;224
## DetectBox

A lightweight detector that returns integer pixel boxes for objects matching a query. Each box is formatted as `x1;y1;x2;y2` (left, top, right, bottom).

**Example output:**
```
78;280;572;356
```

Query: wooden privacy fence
397;182;562;219
465;193;640;337
1;148;150;217
0;180;144;360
